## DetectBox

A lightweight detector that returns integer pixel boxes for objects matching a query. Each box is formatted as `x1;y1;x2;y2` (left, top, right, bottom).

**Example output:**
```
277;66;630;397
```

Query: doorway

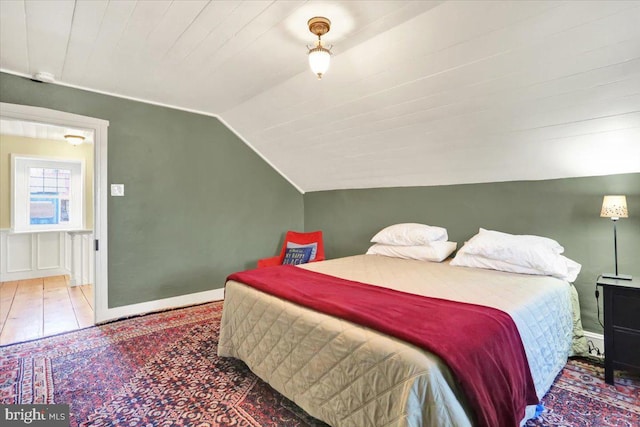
0;102;108;344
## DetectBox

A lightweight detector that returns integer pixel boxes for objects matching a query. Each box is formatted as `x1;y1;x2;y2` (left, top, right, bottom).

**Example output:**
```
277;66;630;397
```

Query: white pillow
451;252;545;275
564;256;582;282
456;228;569;277
451;228;581;281
450;252;581;282
463;228;564;256
366;241;457;262
370;223;448;246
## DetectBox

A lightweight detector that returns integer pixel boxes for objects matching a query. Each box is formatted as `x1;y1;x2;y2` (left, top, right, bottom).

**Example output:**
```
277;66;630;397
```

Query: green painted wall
3;71;637;333
0;72;303;307
304;174;640;333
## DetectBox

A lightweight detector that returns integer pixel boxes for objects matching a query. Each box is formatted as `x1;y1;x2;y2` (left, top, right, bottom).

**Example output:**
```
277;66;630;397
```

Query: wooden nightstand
596;275;640;385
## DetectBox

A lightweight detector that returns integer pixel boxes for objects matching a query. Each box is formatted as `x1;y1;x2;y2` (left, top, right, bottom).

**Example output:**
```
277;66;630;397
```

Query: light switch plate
111;184;125;196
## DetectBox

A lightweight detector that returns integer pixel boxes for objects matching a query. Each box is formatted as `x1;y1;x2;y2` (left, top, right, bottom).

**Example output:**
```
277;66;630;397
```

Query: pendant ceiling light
64;134;85;146
307;17;332;79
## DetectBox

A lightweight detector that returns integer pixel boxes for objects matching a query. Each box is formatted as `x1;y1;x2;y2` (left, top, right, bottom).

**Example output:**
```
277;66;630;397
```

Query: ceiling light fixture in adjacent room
64;134;85;146
307;16;332;79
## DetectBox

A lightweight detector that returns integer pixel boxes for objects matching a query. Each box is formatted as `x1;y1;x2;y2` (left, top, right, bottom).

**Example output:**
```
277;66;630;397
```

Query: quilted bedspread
228;265;538;427
218;255;587;427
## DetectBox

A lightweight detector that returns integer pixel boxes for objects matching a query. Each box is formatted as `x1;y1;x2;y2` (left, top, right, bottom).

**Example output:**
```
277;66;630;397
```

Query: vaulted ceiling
1;0;639;192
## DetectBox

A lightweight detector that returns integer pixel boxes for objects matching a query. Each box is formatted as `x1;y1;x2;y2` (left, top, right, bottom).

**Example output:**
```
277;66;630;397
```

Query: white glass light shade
308;47;331;79
600;195;628;220
64;134;85;146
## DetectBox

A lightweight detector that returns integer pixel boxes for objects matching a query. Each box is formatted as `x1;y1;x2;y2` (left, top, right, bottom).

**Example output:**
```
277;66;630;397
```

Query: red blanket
227;265;538;427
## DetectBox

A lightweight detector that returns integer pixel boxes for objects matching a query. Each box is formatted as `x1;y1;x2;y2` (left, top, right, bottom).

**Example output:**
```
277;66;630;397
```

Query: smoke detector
32;72;55;83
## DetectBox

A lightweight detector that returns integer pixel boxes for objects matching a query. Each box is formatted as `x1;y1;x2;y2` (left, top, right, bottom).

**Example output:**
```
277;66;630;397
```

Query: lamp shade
600;195;628;219
308;47;331;79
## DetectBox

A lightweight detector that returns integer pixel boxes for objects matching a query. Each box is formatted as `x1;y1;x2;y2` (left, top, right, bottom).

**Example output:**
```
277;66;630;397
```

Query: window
12;156;84;232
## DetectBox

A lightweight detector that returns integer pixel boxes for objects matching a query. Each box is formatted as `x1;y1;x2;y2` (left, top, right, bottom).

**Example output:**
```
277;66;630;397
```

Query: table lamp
600;195;632;280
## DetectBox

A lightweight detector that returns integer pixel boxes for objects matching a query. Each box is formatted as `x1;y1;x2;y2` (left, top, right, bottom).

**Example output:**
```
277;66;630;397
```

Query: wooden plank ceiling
1;0;638;192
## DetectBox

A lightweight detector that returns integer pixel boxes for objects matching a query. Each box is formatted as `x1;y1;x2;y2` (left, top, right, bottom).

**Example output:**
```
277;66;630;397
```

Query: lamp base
602;273;633;281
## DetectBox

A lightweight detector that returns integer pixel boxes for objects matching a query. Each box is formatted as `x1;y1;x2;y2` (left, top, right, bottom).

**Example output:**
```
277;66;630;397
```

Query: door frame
0;102;109;323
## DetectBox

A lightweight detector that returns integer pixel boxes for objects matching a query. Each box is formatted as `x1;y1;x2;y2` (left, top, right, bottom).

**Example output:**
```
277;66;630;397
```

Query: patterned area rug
525;358;640;427
1;301;638;426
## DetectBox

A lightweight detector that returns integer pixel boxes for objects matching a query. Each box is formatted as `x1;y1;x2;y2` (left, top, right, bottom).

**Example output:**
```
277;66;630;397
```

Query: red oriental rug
1;301;638;427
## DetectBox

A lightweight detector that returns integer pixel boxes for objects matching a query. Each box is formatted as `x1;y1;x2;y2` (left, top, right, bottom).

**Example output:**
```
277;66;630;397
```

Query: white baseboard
0;268;70;282
95;287;225;324
583;330;604;357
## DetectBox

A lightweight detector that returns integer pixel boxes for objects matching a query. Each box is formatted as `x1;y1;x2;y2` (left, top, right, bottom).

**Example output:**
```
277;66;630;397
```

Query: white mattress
218;255;586;427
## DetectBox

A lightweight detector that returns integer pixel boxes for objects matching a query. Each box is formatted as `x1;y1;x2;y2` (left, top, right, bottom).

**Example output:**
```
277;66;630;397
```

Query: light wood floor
0;275;93;346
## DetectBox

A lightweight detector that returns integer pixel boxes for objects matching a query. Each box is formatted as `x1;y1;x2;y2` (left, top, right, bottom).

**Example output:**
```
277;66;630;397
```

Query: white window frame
12;155;85;232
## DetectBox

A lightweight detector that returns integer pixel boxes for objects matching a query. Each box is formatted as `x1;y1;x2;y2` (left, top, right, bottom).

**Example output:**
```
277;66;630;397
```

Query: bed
218;254;587;427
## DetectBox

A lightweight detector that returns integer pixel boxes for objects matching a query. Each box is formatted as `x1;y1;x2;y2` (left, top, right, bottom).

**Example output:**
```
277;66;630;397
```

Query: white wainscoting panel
0;229;94;283
82;234;94;285
64;232;72;271
68;231;94;286
36;232;64;270
4;232;32;273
